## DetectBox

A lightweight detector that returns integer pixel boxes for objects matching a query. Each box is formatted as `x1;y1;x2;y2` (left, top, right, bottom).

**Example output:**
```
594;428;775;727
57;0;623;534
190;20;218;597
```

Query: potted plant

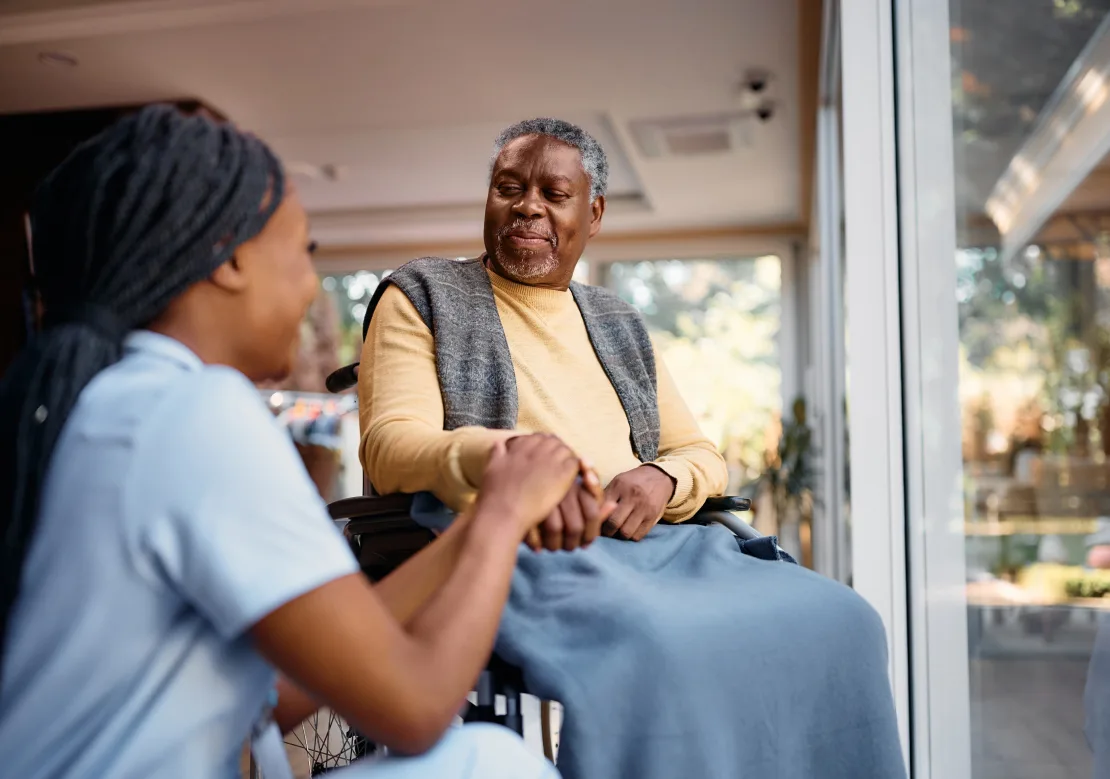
763;397;815;564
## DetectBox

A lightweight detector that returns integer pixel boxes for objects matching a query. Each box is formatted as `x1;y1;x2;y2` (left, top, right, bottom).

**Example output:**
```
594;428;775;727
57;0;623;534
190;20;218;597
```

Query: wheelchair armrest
701;495;751;512
327;493;414;520
687;496;758;540
694;510;761;540
325;362;360;394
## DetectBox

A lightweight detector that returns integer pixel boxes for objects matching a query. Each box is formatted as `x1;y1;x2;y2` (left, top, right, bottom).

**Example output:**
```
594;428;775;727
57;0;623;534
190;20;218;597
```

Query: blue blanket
494;522;905;779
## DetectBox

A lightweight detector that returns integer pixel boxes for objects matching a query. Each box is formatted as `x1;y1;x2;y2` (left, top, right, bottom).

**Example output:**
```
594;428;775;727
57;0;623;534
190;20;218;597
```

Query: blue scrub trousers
332;724;559;778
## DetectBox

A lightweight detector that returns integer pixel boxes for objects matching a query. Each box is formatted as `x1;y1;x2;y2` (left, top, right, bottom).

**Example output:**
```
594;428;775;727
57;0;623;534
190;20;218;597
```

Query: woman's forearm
273;512;478;733
373;509;476;626
250;510;522;758
274;675;321;734
252;436;582;755
399;504;523;733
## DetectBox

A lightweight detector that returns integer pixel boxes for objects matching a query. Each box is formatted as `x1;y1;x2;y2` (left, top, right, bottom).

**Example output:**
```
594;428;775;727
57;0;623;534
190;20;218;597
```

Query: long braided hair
0;104;285;670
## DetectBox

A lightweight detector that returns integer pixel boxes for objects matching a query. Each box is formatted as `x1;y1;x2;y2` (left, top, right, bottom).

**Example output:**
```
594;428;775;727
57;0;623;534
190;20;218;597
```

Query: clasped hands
502;433;676;552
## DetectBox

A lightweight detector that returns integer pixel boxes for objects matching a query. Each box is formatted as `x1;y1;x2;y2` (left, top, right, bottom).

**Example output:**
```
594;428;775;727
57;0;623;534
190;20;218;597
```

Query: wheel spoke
285;709;363;774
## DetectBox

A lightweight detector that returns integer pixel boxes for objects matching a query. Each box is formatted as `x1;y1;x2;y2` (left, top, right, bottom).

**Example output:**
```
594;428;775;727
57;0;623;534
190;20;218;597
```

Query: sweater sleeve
650;357;729;522
358;285;514;510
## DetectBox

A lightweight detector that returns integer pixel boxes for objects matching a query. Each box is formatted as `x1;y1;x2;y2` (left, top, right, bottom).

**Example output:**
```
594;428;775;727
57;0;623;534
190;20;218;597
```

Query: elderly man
357;119;905;779
360;121;725;546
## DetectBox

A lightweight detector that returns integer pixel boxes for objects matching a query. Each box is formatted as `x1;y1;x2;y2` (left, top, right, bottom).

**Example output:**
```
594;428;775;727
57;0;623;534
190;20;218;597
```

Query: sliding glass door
851;0;1110;776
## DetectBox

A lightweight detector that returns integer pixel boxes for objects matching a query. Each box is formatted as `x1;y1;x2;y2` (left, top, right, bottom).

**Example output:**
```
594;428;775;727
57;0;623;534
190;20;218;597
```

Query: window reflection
950;3;1110;776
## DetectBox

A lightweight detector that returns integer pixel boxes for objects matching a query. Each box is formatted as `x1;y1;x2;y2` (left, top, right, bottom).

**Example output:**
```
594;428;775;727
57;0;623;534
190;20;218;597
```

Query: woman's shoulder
119;363;290;490
180;364;267;412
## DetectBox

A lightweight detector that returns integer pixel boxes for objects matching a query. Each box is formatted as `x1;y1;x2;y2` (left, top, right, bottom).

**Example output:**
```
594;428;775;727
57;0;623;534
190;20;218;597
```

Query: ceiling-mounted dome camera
744;69;771;94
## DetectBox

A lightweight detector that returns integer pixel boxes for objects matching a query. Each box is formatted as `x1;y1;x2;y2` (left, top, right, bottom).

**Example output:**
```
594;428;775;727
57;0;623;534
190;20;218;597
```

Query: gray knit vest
363;257;660;462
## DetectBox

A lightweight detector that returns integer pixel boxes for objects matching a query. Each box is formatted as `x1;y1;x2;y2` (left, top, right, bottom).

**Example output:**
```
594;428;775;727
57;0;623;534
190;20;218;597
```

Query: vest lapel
569;283;661;462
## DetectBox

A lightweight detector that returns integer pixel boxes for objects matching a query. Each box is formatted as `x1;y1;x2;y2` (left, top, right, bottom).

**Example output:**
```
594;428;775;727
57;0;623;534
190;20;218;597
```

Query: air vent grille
629;112;756;158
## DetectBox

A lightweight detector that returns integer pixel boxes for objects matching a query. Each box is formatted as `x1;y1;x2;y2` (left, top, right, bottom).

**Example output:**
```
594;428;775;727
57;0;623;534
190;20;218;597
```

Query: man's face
483;134;605;289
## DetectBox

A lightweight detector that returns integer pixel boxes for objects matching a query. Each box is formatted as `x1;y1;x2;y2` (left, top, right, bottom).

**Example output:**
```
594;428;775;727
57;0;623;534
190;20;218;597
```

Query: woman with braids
0;105;610;778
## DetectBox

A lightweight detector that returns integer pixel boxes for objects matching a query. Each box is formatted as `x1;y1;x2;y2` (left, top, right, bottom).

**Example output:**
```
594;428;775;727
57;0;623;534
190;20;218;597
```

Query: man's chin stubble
494;244;560;282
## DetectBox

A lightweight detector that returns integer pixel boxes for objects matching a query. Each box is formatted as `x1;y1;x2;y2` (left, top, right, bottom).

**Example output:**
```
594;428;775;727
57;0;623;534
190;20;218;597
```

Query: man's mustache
497;220;557;246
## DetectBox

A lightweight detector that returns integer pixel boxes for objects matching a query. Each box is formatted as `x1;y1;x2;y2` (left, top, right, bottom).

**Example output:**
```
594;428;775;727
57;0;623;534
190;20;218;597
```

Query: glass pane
320;270;394;365
605;258;794;553
948;3;1110;776
814;90;852;585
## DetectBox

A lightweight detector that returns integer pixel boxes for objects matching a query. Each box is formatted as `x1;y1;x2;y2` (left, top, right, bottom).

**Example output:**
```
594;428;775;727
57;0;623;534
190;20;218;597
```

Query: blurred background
14;1;1110;777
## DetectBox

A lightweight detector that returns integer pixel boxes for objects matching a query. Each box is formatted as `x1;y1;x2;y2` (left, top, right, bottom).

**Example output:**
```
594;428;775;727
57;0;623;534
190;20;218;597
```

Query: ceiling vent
629;108;772;159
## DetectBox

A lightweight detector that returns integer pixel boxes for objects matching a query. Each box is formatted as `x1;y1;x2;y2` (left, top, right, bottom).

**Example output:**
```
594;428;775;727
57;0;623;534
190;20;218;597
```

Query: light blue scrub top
0;331;359;778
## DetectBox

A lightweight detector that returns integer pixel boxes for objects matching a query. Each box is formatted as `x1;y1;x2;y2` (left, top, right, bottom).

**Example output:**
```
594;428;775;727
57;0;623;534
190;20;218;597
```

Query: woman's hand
476;434;581;538
525;466;613;552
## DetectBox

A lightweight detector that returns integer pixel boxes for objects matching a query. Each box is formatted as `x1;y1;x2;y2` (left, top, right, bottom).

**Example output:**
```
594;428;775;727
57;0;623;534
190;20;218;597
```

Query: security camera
755;103;774;122
744;69;770;94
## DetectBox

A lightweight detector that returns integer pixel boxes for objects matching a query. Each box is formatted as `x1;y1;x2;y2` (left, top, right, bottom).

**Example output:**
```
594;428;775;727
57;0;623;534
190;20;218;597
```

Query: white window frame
892;1;973;777
839;0;911;765
841;0;974;776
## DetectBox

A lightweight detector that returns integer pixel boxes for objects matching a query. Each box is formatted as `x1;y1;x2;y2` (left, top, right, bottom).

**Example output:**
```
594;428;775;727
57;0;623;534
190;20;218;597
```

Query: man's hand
602;465;676;542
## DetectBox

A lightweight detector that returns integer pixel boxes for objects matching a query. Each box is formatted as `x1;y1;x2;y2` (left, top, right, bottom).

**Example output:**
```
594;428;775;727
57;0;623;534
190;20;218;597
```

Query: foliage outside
608;257;782;492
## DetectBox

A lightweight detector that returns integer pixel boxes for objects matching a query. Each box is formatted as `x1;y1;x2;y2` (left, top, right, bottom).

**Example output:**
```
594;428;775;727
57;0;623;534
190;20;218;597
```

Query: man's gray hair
491;118;609;201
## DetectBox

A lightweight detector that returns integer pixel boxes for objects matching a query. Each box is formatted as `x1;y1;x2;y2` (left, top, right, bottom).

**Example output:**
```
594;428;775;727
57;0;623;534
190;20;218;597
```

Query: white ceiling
0;0;802;250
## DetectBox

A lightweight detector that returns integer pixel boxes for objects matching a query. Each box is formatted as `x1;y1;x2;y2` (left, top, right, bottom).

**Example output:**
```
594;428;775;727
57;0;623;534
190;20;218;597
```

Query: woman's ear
208;254;249;292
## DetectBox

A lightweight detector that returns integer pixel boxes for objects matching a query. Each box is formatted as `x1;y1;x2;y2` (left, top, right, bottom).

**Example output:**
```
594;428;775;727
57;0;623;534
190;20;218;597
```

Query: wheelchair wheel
284;708;375;775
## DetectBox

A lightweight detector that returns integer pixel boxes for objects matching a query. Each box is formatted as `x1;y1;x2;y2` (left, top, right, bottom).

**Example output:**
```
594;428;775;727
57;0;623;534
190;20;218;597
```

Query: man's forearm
360;422;512;511
653;358;729;520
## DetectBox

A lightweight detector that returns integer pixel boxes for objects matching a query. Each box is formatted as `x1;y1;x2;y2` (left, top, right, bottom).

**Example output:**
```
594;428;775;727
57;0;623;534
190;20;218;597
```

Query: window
606;257;783;492
320;270;393;365
910;2;1110;775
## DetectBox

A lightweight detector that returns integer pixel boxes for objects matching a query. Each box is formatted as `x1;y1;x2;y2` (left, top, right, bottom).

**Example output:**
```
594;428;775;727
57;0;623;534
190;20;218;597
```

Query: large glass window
605;258;782;493
605;257;787;542
945;3;1110;776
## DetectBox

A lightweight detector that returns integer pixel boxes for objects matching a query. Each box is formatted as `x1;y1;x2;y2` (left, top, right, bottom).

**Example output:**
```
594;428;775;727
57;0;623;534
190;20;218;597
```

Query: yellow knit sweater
358;268;727;521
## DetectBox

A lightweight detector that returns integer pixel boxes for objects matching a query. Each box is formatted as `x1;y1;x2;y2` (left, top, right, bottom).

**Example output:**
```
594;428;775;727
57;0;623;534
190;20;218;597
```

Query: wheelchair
308;360;759;771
